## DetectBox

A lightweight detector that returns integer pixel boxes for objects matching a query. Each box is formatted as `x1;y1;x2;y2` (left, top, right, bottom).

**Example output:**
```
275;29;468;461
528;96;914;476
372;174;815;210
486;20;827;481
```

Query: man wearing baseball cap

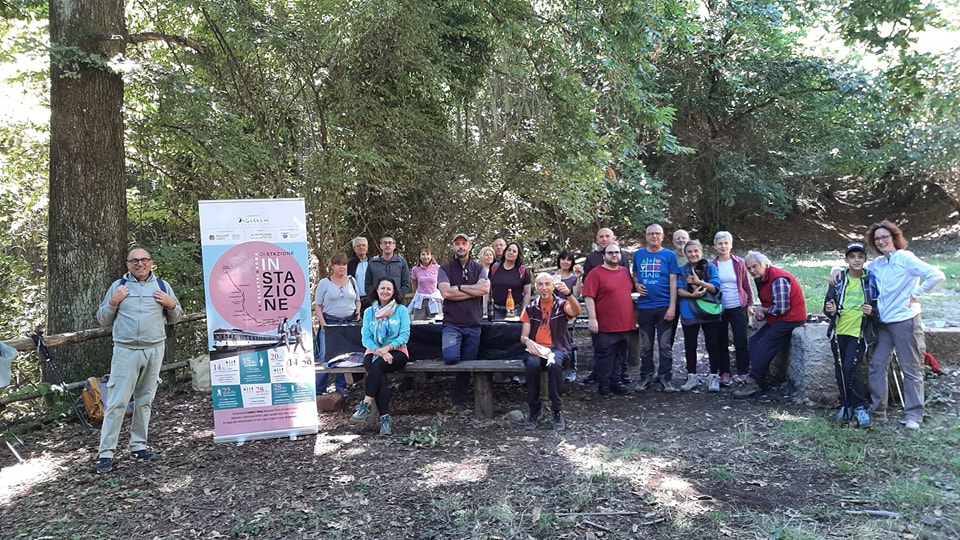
437;233;490;413
823;242;878;428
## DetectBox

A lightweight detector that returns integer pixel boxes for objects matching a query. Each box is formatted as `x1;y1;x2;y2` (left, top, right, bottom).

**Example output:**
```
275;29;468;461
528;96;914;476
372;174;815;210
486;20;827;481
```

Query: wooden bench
316;359;527;419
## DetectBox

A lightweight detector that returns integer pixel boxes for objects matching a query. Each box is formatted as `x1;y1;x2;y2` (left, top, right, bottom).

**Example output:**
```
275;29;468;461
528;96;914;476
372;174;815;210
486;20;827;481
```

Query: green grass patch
878;477;940;509
604;442;654;460
772;412;869;473
709;467;738;483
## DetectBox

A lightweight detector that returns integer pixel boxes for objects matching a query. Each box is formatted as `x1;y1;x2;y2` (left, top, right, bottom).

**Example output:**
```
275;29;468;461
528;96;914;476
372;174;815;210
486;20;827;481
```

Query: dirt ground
2;183;958;539
2;330;958;539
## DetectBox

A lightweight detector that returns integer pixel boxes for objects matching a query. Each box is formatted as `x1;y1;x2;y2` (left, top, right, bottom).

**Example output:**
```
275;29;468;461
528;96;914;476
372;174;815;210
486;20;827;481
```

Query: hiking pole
834;334;850;423
30;330;92;434
889;353;905;410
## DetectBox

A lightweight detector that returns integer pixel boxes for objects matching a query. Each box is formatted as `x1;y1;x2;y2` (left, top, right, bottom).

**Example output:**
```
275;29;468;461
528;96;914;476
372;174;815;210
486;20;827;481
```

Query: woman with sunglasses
488;242;531;320
313;253;361;396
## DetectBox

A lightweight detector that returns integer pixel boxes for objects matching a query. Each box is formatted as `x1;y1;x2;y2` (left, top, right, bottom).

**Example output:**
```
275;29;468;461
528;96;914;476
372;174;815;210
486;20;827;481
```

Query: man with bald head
492;238;507;264
582;228;629;278
581;227;631;384
95;247;182;474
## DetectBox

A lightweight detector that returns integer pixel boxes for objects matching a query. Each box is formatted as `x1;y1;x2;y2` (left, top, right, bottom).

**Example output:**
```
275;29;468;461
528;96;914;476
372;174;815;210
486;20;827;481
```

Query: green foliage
404;422;443;447
837;0;942;52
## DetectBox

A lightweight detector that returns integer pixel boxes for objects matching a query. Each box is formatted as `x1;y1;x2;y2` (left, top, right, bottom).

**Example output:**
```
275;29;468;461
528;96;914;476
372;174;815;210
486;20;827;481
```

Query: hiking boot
707;374;720;393
658;378;677;393
131;449;155;461
351;401;372;422
525;412;540;430
680;373;699;392
719;373;732;387
732;377;760;398
732;374;748;385
553;411;565;431
904;420;920;430
634;375;654;392
379;414;392;436
564;370;577;384
854;407;871;429
96;457;113;474
610;382;631;395
836;407;852;423
620;372;633;385
584;372;598;384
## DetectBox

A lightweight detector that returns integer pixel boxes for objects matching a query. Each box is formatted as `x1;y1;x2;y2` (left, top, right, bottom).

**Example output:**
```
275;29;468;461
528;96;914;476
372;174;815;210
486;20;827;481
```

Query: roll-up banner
199;198;318;443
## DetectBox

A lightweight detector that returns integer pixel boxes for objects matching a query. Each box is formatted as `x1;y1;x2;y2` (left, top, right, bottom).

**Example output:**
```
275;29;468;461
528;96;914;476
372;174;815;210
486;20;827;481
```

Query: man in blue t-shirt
632;223;680;392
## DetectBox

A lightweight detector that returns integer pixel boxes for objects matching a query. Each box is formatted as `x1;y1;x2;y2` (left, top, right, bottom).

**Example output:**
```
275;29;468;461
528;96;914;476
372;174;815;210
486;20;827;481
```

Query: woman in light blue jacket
864;220;944;430
351;277;411;435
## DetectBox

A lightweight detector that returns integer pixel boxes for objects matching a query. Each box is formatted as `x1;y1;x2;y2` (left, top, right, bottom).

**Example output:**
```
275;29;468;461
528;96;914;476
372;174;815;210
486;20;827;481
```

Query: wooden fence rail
0;312;207;407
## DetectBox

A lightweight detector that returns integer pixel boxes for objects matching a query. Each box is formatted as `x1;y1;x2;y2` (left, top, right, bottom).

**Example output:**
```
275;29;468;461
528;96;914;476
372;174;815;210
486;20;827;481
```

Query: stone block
316;393;347;413
924;327;960;365
785;324;838;406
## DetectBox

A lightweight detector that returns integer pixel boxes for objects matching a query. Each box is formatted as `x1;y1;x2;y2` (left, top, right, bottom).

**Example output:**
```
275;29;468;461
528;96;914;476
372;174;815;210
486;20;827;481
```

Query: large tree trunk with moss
47;0;127;382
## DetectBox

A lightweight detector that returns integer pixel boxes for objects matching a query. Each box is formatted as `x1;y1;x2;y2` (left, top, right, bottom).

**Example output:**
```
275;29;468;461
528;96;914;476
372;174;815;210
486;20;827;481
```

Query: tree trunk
47;0;127;381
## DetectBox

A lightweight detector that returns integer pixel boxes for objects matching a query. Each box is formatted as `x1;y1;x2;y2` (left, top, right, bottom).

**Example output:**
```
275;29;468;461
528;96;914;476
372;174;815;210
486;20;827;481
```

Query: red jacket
757;265;806;324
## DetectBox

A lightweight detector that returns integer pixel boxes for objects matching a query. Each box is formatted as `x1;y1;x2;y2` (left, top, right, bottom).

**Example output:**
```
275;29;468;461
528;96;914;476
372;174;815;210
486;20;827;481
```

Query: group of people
319;220;945;436
90;217;944;472
316;233;580;432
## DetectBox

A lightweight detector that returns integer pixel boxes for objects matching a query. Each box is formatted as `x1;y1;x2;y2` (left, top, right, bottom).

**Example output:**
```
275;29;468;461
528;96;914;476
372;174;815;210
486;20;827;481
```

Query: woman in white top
863;220;944;430
709;231;754;385
478;246;495;318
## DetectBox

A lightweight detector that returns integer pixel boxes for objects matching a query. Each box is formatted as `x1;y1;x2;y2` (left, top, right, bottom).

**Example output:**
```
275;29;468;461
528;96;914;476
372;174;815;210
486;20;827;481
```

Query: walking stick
889;352;905;409
31;330;92;434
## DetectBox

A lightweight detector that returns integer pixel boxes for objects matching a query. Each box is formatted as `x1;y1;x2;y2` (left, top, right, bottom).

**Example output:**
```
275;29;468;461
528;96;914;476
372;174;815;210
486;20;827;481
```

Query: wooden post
474;373;494;419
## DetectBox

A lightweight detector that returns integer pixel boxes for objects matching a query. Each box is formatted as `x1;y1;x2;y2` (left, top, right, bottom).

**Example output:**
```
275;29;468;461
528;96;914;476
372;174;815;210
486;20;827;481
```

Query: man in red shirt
583;242;636;397
520;273;581;430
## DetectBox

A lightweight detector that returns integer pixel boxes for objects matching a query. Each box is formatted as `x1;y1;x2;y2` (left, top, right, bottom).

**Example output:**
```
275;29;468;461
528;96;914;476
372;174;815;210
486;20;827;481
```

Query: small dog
687;259;709;293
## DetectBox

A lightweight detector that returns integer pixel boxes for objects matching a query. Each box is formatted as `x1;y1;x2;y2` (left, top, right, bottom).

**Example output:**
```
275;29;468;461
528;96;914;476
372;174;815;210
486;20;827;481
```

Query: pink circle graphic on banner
209;241;306;331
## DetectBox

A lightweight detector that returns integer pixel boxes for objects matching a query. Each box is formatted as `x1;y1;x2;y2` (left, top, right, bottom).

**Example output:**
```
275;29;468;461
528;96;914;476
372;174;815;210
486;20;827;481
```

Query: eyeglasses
462;265;470;282
127;258;152;264
604;251;620;255
874;234;892;241
338;286;344;297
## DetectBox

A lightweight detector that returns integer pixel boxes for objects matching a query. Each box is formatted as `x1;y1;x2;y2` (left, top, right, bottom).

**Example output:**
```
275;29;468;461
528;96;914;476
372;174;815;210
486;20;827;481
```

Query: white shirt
866;249;944;323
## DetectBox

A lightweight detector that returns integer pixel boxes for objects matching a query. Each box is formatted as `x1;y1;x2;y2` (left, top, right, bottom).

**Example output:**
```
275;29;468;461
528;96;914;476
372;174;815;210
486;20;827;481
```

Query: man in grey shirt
95;247;182;474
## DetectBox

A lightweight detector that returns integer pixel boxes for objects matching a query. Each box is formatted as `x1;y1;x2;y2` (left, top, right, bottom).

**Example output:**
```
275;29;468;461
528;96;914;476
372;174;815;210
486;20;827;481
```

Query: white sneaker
679;373;699;392
707;373;720;392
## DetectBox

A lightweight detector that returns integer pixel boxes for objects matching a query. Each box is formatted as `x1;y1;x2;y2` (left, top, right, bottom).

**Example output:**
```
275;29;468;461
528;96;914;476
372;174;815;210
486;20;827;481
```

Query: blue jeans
442;324;481;405
637;306;675;382
315;315;354;394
